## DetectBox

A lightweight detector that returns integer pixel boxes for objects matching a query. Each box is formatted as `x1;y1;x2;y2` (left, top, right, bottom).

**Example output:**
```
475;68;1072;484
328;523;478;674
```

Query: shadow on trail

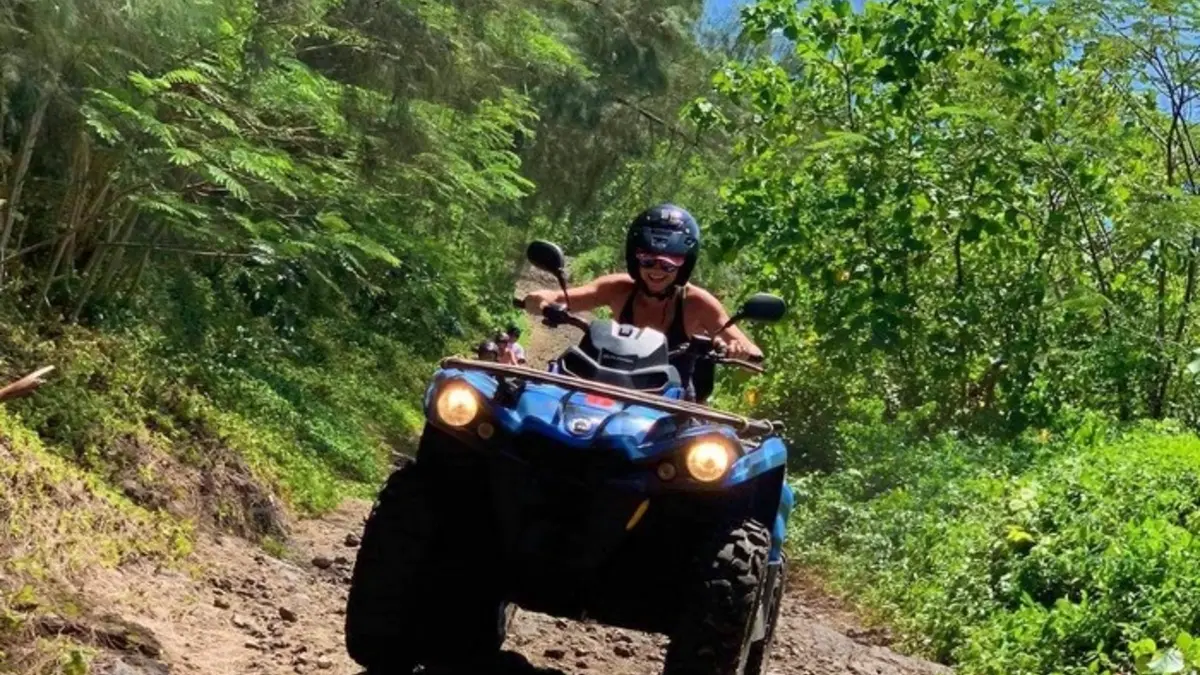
361;652;569;675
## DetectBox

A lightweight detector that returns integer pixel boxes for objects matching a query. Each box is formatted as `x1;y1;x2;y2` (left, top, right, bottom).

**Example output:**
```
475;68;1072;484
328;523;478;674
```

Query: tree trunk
0;78;8;187
118;221;165;296
1154;234;1200;418
94;212;141;297
1151;245;1168;418
39;233;73;309
40;149;93;307
0;86;53;280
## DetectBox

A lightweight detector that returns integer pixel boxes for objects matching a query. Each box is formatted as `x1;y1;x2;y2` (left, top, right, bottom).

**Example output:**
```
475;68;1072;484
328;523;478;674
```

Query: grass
0;406;190;674
0;296;429;519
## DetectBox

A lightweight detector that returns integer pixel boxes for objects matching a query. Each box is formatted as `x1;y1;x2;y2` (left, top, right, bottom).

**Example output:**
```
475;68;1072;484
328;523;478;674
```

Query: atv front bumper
418;425;763;634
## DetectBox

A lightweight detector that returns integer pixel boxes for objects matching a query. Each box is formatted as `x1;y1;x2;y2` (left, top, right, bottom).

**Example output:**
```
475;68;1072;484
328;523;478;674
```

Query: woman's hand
523;292;550;314
720;336;763;360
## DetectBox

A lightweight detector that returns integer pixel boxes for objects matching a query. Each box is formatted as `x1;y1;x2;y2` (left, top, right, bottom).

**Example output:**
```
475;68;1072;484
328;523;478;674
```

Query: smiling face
635;251;684;294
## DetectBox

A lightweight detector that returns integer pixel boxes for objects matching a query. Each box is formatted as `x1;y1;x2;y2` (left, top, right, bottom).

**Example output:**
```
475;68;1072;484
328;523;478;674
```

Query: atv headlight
436;383;479;428
685;440;734;483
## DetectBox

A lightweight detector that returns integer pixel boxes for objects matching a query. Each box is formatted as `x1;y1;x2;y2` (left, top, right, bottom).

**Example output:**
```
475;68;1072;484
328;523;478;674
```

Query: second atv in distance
345;241;794;675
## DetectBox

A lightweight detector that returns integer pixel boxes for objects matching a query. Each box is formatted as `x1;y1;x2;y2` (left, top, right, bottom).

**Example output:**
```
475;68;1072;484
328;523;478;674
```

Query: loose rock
613;644;635;658
34;614;164;658
543;647;566;660
344;533;361;547
311;556;333;570
278;607;298;623
213;597;231;610
103;655;170;675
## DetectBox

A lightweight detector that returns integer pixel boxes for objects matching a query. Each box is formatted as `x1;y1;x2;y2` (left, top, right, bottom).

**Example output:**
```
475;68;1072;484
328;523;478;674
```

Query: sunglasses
636;254;683;274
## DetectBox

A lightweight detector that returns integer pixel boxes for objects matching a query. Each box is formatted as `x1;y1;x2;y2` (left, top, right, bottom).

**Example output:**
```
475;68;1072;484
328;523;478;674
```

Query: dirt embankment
65;265;950;675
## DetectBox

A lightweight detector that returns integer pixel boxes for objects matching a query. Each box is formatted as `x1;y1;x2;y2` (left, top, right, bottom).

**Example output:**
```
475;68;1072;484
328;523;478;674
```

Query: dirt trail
78;265;950;675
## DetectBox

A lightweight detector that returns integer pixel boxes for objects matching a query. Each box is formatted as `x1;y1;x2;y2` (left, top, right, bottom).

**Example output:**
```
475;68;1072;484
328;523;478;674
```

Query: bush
570;245;622;281
788;421;1200;675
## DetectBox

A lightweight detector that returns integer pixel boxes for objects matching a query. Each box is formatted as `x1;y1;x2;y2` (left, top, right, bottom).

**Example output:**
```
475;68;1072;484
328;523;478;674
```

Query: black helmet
625;204;701;293
505;323;522;339
494;331;511;344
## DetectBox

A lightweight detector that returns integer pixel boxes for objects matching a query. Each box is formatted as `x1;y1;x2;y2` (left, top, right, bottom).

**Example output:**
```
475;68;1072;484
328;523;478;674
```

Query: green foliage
570;245;621;281
699;0;1200;459
788;424;1200;674
0;0;715;515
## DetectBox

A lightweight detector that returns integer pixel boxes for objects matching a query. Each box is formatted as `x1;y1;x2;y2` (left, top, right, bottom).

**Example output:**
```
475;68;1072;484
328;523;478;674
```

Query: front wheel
345;460;507;673
744;555;786;675
663;520;771;675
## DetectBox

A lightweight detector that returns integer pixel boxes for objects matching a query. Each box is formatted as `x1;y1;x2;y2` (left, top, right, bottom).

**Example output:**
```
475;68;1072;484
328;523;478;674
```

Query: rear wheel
345;460;507;673
664;520;770;675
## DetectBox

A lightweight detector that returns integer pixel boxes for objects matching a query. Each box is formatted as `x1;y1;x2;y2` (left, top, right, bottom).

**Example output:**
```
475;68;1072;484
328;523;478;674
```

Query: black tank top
619;287;690;348
620;287;708;400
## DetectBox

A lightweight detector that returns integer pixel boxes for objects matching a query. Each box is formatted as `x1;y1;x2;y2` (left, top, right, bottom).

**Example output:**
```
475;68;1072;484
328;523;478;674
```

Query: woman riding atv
521;204;761;402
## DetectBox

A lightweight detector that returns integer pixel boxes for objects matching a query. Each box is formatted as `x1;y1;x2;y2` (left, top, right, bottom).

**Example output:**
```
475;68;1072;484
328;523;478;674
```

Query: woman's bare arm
522;274;631;315
685;287;763;359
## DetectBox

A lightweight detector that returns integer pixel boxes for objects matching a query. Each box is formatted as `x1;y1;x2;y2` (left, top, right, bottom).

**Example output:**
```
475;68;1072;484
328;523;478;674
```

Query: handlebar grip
542;303;568;328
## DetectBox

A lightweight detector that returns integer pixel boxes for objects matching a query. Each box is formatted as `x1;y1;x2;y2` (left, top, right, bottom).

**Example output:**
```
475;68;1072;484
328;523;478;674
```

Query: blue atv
345;241;795;675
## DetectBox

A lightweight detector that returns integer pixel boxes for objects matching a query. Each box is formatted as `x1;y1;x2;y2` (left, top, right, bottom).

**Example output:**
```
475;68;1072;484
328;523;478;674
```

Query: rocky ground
82;497;948;675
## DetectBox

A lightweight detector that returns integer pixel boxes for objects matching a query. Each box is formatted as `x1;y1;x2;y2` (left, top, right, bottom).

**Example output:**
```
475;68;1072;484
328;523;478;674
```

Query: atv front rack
441;357;776;436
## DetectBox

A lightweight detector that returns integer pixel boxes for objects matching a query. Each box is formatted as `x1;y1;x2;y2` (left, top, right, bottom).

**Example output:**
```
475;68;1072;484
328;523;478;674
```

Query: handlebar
512;297;589;331
669;338;766;373
722;357;765;374
513;298;765;373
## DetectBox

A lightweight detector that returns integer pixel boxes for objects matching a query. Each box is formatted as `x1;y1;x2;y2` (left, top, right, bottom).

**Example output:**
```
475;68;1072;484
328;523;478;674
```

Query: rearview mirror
526;240;566;277
526;240;571;308
734;293;787;324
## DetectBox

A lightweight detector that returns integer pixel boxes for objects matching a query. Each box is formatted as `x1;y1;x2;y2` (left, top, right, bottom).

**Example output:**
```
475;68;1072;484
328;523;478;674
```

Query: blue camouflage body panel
424;365;794;560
